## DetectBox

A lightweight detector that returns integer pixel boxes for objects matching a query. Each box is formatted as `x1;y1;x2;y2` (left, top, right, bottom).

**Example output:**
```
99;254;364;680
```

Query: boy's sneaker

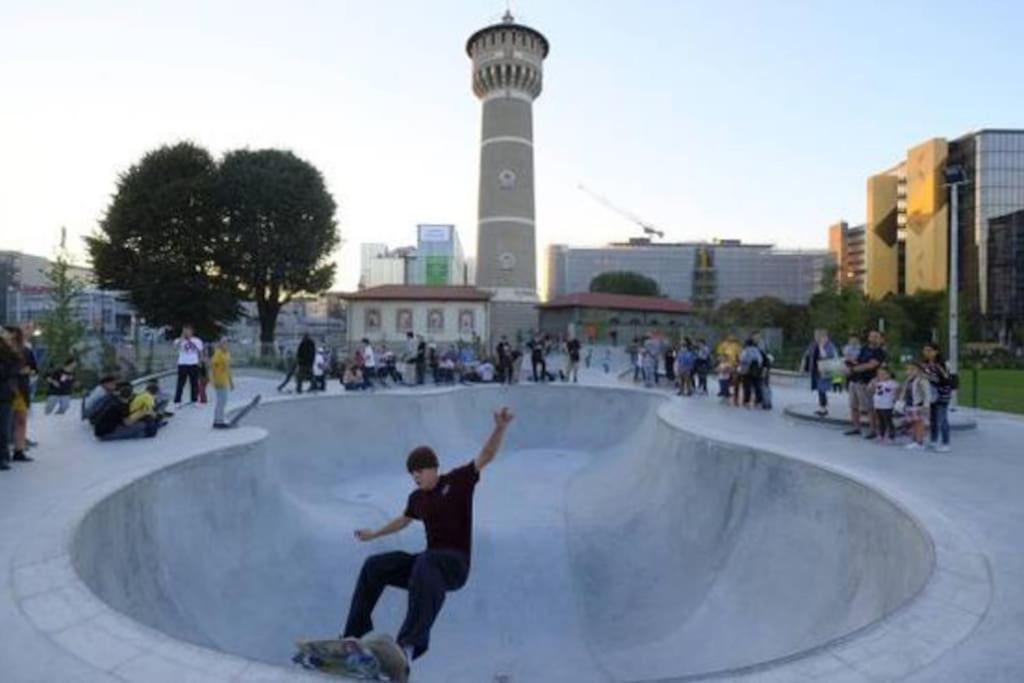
843;429;861;436
925;441;937;450
904;442;923;450
863;432;878;440
936;444;951;453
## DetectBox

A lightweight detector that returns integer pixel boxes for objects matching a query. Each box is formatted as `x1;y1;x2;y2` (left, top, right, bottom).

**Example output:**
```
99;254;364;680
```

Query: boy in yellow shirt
211;339;234;428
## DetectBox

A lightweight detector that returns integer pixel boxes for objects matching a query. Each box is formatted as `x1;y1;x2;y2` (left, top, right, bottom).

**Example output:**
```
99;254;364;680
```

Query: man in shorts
845;330;886;440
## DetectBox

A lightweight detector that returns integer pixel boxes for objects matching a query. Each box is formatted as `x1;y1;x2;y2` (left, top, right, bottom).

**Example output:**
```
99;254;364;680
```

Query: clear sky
2;0;1022;292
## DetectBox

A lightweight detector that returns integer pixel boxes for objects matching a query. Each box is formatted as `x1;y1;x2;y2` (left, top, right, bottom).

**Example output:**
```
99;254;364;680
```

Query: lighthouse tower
466;11;549;344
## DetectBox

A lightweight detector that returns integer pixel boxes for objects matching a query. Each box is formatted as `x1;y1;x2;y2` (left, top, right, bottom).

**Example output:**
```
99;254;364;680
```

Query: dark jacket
297;338;316;367
0;356;18;403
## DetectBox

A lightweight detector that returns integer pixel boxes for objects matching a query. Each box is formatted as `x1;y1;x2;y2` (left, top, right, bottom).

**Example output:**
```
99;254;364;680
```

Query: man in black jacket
296;334;316;394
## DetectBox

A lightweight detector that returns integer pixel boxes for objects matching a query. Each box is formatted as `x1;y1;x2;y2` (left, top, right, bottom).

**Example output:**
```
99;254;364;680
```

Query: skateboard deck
293;637;381;679
293;633;407;682
226;394;261;428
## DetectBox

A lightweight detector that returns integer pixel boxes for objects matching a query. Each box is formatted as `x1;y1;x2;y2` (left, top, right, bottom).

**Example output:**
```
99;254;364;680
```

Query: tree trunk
258;299;281;357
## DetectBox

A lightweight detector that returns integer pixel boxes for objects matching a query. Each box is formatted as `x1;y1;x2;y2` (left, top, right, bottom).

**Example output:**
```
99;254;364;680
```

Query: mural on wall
427;308;445;333
458;309;475;334
365;308;381;332
396;308;413;333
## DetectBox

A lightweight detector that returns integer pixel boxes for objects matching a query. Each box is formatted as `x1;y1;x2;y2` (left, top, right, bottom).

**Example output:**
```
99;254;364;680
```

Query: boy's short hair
146;380;160;394
406;446;439;473
116;382;134;400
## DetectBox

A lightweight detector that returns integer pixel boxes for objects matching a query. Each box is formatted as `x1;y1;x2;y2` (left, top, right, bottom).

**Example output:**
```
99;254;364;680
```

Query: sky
2;0;1023;293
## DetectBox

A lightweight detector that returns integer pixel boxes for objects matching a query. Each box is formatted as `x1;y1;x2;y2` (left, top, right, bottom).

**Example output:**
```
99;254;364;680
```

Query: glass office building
546;239;829;307
948;130;1024;339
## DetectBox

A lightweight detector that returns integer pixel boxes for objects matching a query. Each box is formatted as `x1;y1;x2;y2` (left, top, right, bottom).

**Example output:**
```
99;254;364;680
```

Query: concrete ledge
784;402;978;431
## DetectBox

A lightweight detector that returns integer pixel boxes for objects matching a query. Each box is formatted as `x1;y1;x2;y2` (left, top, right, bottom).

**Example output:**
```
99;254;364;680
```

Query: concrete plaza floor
0;358;1021;682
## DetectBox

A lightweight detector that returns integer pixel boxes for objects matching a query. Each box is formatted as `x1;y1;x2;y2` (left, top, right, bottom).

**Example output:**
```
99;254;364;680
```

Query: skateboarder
341;406;516;679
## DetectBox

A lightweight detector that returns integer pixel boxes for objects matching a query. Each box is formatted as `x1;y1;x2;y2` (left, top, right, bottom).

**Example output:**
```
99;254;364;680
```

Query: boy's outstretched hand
494;406;515;428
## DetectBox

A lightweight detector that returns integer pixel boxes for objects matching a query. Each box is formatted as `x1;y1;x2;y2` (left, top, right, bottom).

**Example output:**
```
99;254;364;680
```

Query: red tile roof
344;285;492;302
539;292;693;314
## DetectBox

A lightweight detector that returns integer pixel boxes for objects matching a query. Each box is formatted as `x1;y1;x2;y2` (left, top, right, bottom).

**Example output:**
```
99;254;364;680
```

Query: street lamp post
944;165;968;407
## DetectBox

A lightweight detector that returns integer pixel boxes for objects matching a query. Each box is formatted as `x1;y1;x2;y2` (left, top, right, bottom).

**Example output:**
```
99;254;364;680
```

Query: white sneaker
904;442;923;451
925;441;937;450
936;445;951;453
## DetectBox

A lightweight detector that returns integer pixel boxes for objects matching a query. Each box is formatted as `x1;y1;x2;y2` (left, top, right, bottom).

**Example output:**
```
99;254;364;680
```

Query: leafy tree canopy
589;271;661;297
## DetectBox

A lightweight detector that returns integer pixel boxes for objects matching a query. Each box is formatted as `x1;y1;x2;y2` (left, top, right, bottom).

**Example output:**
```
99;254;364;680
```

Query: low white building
345;285;491;348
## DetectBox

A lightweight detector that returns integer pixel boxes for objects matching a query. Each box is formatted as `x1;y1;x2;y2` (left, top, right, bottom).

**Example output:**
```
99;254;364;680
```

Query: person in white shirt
173;325;204;404
478;361;495;383
361;339;378;387
313;347;327;391
871;366;899;443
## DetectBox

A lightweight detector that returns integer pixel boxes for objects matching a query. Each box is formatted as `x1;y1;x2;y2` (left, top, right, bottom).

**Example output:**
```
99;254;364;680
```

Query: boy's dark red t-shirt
404;462;479;562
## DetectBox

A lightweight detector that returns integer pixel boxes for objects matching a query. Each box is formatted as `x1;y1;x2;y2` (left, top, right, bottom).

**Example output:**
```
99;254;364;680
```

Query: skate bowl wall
72;386;934;681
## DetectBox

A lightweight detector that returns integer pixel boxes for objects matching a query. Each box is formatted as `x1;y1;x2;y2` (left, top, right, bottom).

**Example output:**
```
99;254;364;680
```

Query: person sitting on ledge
93;382;161;441
82;375;118;421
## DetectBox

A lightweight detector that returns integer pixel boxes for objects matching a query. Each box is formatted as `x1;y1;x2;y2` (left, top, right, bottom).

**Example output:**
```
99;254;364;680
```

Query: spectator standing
495;336;512;385
844;330;886;439
871;366;899;443
565;337;581;383
738;339;765;408
5;326;35;462
921;342;954;452
296;334;316;394
173;325;204;405
803;330;840;417
0;329;20;471
45;358;77;415
211;339;234;428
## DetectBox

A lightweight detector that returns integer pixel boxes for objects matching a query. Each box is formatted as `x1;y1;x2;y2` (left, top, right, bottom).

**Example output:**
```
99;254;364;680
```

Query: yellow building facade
904;139;949;293
864;138;950;299
865;171;900;298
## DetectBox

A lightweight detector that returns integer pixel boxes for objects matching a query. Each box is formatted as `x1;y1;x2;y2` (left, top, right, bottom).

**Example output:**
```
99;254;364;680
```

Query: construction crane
578;184;665;240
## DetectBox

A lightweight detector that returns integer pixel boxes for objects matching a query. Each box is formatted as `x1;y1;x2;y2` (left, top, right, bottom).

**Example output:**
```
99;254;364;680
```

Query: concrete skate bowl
72;387;934;682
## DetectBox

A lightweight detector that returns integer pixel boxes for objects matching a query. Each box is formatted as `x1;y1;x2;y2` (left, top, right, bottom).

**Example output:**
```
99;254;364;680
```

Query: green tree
40;228;86;369
87;142;241;339
217;149;339;355
589;271;661;297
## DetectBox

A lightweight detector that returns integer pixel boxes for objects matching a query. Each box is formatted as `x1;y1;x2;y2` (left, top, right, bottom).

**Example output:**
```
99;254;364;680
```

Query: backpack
739;348;762;377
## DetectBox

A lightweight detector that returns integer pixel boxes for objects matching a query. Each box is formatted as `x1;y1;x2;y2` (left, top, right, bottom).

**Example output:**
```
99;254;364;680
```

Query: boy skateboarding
340;406;515;681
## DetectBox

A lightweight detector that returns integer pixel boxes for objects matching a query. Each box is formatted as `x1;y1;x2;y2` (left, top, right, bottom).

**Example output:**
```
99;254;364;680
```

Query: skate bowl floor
72;386;935;682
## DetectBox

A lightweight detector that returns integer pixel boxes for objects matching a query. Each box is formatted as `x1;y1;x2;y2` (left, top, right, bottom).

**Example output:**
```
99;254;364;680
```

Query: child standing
211;339;233;428
901;363;931;450
871;367;899;443
716;356;732;403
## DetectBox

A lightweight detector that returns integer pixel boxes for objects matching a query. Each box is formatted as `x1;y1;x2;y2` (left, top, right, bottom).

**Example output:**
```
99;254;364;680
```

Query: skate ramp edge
71;386;936;681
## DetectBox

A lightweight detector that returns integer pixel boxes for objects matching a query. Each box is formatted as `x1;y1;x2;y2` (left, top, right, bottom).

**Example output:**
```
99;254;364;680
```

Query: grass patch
958;368;1024;415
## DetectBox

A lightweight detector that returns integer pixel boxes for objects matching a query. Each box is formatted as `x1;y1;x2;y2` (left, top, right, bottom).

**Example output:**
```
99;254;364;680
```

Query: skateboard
225;394;261;428
293;637;380;679
293;633;408;682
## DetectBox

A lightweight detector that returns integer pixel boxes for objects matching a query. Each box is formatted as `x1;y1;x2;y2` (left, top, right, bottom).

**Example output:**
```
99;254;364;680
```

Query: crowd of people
802;329;956;451
0;315;964;471
286;331;601;393
0;321;242;473
630;333;774;409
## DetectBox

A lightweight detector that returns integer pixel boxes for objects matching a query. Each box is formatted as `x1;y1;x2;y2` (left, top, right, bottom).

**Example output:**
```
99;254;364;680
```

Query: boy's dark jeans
174;364;200;402
343;550;469;659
